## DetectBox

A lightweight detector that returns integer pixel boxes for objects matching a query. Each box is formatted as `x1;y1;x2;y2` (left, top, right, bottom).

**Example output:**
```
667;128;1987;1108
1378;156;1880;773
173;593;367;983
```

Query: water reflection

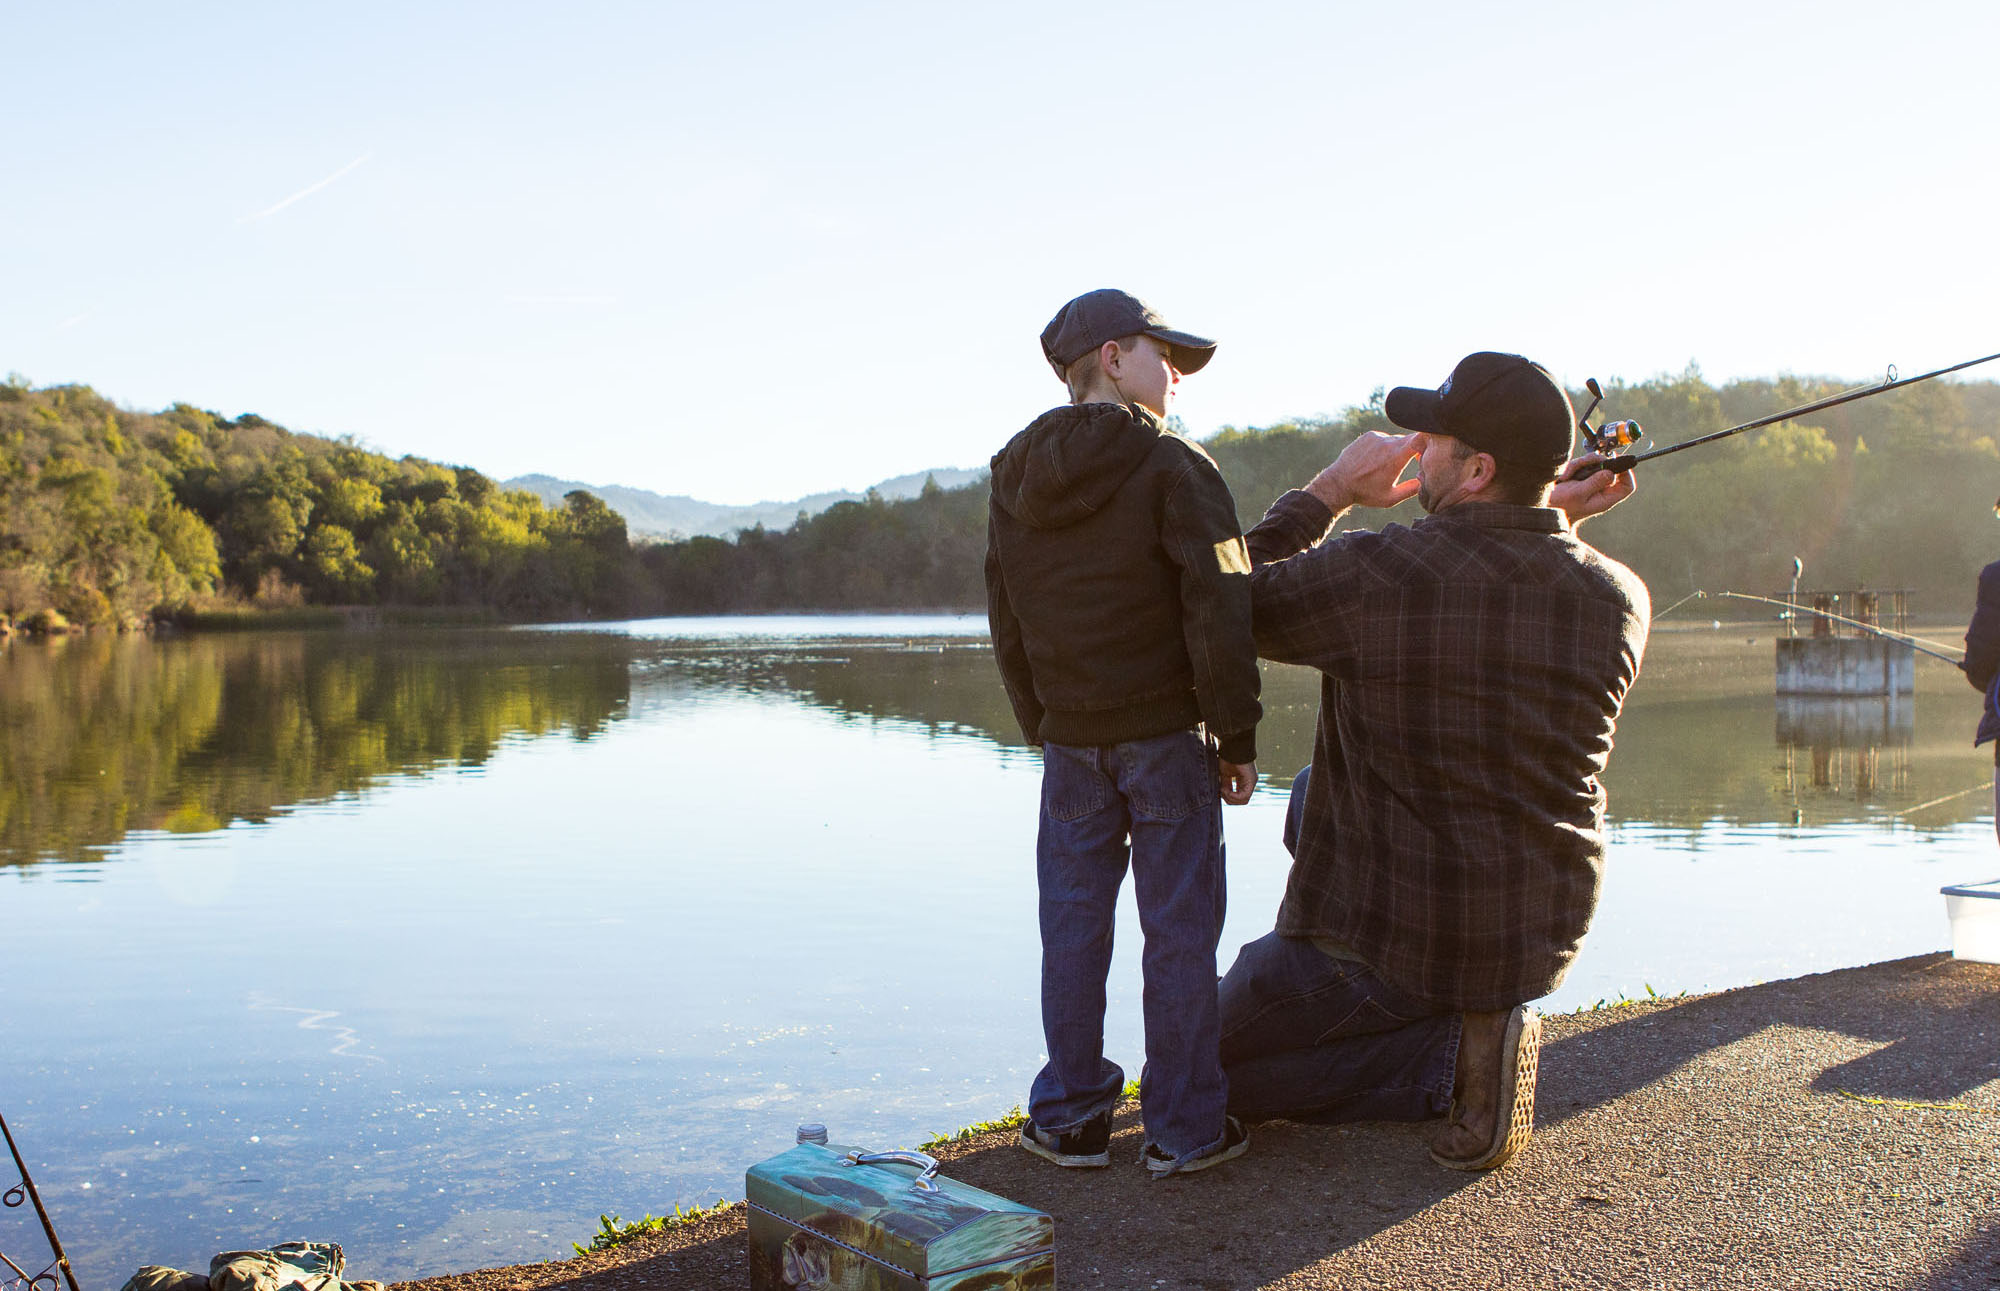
1775;694;1914;748
0;631;631;867
1775;694;1915;806
2;624;1990;871
673;625;1993;835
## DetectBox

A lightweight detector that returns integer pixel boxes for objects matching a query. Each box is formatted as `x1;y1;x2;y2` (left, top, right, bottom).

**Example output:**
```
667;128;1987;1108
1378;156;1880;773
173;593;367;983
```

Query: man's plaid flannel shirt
1247;491;1650;1011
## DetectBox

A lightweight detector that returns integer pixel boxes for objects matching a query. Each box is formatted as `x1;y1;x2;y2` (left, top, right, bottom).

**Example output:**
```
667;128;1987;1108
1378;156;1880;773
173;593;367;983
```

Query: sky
4;1;1996;505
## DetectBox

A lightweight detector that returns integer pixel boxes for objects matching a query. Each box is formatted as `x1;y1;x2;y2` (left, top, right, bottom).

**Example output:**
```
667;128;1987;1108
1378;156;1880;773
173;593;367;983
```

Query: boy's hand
1219;759;1257;805
1305;432;1421;513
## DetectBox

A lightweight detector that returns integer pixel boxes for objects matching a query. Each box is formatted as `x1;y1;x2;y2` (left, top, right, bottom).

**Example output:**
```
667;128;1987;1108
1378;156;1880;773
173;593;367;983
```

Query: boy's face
1112;334;1180;417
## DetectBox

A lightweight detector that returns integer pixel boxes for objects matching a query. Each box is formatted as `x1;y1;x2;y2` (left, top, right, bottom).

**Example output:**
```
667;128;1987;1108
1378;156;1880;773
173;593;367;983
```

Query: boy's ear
1097;339;1124;377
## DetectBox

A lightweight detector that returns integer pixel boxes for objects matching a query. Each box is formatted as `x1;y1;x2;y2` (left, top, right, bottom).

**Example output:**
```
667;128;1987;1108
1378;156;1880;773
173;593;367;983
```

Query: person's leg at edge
1027;742;1129;1134
1218;930;1457;1124
1121;730;1232;1168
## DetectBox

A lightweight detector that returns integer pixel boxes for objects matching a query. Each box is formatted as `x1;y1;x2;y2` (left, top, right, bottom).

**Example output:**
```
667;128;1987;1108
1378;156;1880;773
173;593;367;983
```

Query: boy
984;288;1260;1177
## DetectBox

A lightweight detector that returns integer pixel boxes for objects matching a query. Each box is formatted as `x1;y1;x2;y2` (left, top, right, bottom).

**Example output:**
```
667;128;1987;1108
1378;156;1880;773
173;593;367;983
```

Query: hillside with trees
2;368;1995;629
0;377;637;627
1209;369;2000;616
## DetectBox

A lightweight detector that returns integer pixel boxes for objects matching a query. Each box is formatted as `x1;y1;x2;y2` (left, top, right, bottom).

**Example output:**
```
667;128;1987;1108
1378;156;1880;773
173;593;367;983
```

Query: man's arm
984;512;1044;744
1162;456;1261;780
1246;432;1421;668
1245;431;1421;567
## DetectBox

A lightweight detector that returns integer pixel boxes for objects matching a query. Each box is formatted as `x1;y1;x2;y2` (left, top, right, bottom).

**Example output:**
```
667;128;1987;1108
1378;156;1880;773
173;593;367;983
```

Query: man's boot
1428;1004;1540;1171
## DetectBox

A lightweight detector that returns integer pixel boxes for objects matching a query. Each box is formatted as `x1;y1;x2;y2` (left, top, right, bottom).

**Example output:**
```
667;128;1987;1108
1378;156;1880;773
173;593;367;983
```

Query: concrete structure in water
1773;589;1915;696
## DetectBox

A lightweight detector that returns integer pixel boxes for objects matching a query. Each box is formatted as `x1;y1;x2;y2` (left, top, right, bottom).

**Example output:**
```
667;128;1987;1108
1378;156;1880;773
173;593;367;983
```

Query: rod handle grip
1563;453;1638;482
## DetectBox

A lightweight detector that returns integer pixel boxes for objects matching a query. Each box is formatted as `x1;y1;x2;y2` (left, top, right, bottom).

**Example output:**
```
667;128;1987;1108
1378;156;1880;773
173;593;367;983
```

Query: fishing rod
0;1111;81;1291
1566;350;2000;480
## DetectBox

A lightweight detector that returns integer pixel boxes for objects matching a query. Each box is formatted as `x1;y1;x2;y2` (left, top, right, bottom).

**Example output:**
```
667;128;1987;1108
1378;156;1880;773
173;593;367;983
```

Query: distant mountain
504;467;986;539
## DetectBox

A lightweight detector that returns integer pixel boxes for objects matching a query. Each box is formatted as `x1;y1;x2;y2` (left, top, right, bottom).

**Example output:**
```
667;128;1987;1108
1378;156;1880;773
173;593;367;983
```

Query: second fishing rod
1564;350;2000;481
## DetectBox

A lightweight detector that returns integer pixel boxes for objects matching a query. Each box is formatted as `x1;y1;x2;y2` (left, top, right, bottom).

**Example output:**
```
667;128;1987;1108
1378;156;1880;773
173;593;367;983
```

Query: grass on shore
1566;982;1690;1014
573;1198;735;1254
578;1080;1149;1254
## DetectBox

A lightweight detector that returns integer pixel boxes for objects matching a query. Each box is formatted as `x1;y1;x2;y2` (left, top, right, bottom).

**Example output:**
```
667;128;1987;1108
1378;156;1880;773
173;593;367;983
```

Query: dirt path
395;953;2000;1290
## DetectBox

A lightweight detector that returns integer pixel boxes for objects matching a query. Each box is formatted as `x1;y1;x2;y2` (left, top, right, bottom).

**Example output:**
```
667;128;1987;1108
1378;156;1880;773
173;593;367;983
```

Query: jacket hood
990;402;1162;530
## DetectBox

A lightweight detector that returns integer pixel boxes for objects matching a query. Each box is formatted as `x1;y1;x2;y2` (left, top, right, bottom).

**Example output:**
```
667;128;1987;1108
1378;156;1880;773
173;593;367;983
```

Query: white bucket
1941;879;2000;964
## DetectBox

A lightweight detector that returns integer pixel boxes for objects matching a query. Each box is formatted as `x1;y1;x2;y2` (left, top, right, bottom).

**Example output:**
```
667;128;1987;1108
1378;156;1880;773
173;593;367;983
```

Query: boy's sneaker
1017;1111;1111;1168
1141;1115;1249;1178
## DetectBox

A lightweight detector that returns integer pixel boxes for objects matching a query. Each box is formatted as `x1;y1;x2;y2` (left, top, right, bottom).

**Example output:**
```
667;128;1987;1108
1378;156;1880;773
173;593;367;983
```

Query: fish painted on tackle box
746;1129;1054;1290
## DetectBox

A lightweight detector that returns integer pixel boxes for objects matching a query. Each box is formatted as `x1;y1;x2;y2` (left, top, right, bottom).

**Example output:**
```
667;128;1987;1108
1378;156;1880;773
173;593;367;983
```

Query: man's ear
1466;451;1499;494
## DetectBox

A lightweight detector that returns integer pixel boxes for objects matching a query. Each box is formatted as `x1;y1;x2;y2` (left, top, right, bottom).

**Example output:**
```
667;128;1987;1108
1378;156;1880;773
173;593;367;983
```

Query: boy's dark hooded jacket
984;402;1260;763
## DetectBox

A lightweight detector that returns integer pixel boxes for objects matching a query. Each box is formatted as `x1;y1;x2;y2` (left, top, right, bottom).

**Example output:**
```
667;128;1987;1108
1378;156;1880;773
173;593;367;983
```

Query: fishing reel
1576;378;1645;456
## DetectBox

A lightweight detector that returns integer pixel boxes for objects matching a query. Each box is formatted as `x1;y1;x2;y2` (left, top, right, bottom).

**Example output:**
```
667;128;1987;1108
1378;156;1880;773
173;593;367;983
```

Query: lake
2;617;1993;1284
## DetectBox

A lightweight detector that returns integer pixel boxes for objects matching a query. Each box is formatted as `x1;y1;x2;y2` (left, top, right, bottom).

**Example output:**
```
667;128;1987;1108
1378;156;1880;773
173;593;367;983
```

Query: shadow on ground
1906;1218;2000;1291
924;953;2000;1289
398;954;2000;1290
1537;952;2000;1122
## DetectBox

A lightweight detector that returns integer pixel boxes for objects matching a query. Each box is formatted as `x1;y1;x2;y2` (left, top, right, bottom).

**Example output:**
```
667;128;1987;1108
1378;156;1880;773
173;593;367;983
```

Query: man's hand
1219;759;1257;805
1550;453;1636;524
1304;432;1422;514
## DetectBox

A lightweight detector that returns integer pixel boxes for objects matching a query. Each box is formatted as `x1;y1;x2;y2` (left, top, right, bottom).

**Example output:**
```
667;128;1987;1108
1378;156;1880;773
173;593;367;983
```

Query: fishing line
1649;589;1711;623
1644;589;1964;663
1708;591;1964;662
1888;779;1996;819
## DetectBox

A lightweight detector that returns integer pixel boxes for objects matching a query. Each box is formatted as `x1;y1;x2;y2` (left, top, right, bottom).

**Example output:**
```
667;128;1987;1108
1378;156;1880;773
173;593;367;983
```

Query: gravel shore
395;953;2000;1290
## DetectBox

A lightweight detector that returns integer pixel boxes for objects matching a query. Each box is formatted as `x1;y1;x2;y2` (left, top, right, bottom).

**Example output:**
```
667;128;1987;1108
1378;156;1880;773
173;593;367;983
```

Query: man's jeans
1216;768;1458;1124
1030;730;1229;1165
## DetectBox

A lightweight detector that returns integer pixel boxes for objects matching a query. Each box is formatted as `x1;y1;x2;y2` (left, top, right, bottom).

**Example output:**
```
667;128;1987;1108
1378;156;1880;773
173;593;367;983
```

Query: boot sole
1432;1006;1540;1172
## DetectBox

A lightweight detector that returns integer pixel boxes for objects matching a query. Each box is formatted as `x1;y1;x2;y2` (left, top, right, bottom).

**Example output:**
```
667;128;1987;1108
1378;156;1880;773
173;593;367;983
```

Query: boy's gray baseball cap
1384;351;1575;472
1040;289;1217;378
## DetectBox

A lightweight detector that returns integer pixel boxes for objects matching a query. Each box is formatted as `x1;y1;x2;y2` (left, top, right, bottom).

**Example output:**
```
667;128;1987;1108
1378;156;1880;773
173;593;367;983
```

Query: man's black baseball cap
1040;289;1217;379
1384;352;1575;471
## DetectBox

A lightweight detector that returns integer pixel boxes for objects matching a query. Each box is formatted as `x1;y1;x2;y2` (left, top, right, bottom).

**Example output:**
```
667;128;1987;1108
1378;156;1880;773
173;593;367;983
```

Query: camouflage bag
746;1140;1053;1290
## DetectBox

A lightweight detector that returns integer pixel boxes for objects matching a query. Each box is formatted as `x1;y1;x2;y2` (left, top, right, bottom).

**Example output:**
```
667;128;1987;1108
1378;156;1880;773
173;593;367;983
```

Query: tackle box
746;1138;1054;1289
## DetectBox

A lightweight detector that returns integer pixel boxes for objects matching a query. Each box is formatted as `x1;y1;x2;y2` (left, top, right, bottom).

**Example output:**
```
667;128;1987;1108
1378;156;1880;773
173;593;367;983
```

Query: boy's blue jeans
1216;767;1458;1124
1029;730;1229;1165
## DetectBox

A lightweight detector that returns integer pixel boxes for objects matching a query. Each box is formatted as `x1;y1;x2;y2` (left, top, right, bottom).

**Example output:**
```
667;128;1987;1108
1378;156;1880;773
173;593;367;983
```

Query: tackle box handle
840;1148;942;1192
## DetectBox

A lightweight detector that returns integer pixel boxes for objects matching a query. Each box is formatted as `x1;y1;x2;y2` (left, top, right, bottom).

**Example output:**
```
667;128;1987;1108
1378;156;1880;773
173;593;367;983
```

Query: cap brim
1384;385;1443;433
1145;327;1217;375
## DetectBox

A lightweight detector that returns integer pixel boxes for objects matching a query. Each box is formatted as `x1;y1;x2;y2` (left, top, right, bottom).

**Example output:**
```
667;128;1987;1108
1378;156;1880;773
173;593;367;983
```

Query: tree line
0;377;636;627
2;368;1995;629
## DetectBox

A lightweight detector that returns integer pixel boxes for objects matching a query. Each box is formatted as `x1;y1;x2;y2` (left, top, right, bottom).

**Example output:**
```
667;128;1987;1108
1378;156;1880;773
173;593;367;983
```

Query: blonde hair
1063;335;1139;404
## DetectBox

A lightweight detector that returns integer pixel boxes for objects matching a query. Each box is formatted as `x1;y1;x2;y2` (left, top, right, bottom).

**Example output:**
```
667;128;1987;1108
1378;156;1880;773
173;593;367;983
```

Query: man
1221;351;1646;1170
1960;509;2000;838
986;289;1261;1177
